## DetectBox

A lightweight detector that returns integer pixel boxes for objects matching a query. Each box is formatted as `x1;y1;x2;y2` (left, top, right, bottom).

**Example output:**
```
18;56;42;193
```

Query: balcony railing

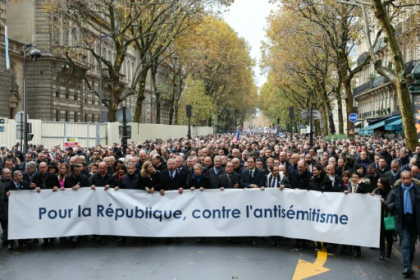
353;81;372;96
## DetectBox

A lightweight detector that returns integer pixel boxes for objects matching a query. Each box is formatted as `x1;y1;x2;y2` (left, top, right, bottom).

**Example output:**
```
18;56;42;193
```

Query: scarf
391;169;400;178
196;174;203;183
401;182;414;214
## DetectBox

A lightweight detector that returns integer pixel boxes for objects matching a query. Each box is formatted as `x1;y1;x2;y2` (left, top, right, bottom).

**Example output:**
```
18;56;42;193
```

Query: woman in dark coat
308;164;333;192
187;164;211;190
137;161;161;193
308;164;334;250
373;176;393;260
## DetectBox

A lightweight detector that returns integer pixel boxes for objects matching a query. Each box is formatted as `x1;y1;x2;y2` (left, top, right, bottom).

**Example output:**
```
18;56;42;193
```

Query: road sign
116;107;132;123
119;125;132;139
349;113;358;123
14;111;28;123
301;109;321;120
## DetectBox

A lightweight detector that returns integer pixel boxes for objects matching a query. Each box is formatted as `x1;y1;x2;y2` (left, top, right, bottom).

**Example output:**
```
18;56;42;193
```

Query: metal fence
0;118;213;149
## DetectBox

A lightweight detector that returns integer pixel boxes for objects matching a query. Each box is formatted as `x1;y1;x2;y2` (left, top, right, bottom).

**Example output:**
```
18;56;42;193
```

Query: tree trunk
343;78;355;138
133;70;148;122
320;104;328;137
335;90;344;134
168;75;177;125
151;67;161;124
174;79;185;125
372;0;417;150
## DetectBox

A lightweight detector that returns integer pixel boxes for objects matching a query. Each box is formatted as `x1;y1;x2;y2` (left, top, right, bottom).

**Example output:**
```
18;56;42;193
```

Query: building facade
0;0;173;124
353;20;419;128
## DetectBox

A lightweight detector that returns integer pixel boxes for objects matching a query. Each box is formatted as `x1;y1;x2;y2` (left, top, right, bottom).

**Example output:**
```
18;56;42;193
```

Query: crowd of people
0;132;419;277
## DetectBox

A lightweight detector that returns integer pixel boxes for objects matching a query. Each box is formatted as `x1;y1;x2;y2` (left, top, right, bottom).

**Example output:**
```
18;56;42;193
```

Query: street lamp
23;43;41;153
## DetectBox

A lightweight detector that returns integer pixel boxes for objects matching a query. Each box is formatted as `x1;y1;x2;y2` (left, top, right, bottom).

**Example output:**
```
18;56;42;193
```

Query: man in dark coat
207;156;225;189
160;159;186;195
387;171;420;277
5;170;30;249
240;156;265;188
90;162;115;190
32;162;60;192
118;163;139;189
218;162;240;189
385;159;402;187
0;168;11;248
288;160;312;190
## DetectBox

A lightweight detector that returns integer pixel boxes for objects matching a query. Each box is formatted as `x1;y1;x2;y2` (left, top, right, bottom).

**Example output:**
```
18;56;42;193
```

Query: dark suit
207;167;225;189
5;180;30;247
23;171;38;184
288;170;312;190
240;168;265;188
6;180;30;192
32;172;60;189
187;175;212;189
265;174;291;189
89;173;115;188
160;169;187;190
64;174;90;188
218;172;241;188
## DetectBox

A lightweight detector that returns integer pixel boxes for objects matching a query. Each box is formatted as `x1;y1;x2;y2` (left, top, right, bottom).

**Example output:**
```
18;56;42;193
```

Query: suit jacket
160;169;187;190
207;167;225;189
265;173;290;189
288;170;312;190
6;180;30;191
240;168;265;188
187;175;212;189
32;172;60;189
218;172;241;188
65;174;91;188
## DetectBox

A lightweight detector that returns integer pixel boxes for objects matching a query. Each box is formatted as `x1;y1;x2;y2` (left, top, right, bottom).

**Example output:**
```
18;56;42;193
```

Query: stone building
353;21;419;131
0;0;173;124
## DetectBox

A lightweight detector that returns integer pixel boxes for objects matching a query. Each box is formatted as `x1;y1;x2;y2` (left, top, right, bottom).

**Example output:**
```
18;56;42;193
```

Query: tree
171;15;257;130
334;0;419;149
44;0;146;121
130;0;234;123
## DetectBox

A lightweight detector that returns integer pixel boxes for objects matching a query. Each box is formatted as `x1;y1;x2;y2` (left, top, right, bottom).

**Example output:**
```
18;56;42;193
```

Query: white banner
8;188;381;247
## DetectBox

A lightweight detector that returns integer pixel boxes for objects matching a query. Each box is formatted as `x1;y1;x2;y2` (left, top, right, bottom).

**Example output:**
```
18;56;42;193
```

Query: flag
233;128;241;143
4;25;9;70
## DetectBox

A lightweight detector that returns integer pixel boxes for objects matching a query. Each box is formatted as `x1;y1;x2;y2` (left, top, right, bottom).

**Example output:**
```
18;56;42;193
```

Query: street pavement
0;237;417;280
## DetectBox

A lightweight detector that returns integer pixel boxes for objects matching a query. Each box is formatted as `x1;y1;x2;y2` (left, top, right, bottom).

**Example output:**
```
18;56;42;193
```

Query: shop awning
358;121;385;135
358;115;401;135
384;117;402;131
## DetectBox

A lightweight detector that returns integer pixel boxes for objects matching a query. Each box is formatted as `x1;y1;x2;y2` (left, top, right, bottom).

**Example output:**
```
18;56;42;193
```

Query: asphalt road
0;237;416;280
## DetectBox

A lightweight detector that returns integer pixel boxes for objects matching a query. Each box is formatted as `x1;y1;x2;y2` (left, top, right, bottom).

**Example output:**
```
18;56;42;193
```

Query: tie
172;172;175;179
228;174;231;181
271;178;276;188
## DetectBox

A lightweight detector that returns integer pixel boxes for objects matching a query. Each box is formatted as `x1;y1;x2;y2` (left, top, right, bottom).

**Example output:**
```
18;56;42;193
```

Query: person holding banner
372;177;393;260
5;170;30;250
187;164;211;191
387;171;420;277
160;159;186;195
90;162;115;191
137;161;160;193
0;168;11;248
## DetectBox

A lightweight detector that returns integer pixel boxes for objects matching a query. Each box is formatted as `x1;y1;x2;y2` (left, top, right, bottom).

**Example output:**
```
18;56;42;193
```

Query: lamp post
186;105;192;139
23;43;41;153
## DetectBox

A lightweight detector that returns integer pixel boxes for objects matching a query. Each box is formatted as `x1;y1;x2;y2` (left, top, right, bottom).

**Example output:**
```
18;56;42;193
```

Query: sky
222;0;278;88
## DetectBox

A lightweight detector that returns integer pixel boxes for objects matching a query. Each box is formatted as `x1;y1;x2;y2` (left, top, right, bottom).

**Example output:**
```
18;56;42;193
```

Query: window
65;111;69;122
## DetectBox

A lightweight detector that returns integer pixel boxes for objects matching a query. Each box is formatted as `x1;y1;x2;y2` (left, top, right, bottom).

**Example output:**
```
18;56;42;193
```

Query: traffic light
27;134;34;141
